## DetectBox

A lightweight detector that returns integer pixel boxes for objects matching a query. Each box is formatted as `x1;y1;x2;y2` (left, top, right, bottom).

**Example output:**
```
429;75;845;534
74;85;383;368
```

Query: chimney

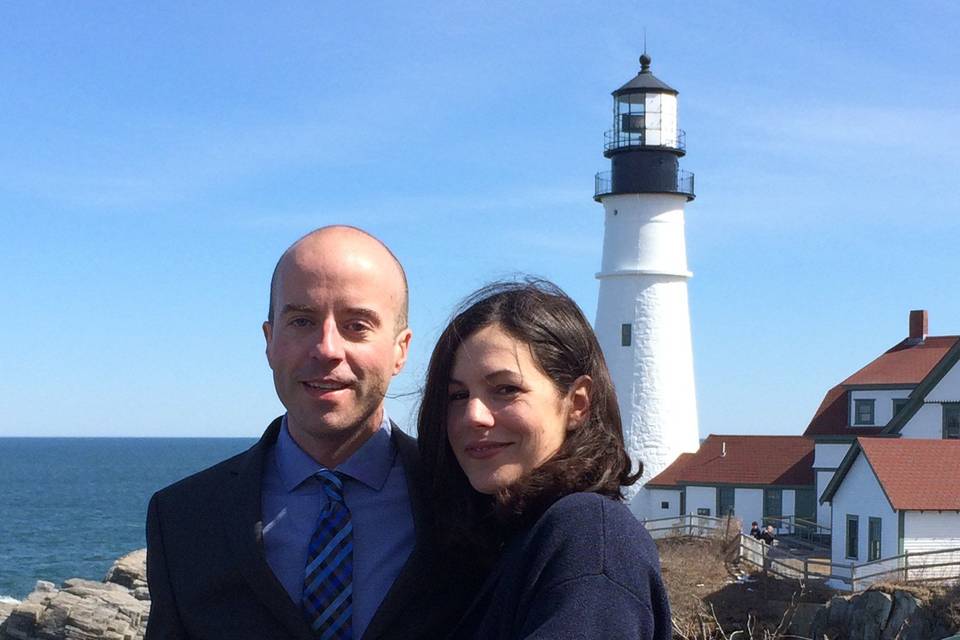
721;441;727;457
908;310;928;344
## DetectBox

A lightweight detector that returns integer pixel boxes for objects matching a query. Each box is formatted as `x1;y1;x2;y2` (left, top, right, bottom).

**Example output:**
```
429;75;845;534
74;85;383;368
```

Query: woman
418;279;671;640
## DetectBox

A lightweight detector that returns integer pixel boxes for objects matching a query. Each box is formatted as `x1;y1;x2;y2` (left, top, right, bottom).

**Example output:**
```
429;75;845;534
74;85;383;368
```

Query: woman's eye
448;390;468;402
495;385;522;396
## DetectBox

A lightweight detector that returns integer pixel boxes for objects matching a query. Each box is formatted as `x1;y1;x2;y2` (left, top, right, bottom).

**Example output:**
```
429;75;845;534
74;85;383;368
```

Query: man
146;226;477;639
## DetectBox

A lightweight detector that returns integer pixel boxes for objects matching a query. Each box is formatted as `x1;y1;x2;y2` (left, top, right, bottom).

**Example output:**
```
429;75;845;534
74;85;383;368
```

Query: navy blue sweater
450;492;671;639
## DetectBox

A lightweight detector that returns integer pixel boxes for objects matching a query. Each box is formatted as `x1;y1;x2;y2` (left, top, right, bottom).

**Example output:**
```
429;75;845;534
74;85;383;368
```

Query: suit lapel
221;417;314;640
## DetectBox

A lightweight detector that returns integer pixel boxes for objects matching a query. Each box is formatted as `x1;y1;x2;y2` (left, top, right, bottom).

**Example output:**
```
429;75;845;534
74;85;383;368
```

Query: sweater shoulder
524;493;662;577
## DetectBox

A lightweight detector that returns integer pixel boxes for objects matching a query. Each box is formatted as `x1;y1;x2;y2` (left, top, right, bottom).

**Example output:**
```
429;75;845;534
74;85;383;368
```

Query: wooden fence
643;515;960;592
642;514;731;539
737;534;960;591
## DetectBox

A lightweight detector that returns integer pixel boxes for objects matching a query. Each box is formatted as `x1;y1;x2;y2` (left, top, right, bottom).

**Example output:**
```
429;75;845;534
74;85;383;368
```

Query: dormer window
944;405;960;439
854;399;875;425
892;398;909;417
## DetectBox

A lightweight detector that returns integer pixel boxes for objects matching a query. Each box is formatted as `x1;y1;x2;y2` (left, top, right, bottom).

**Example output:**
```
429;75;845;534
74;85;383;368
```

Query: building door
763;488;782;526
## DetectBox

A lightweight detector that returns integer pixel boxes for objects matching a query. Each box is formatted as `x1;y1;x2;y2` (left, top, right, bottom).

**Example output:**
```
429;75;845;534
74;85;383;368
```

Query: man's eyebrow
346;307;382;326
280;304;317;316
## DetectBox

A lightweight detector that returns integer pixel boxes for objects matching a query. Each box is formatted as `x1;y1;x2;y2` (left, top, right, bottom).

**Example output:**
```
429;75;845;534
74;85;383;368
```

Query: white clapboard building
815;310;960;570
644;434;815;532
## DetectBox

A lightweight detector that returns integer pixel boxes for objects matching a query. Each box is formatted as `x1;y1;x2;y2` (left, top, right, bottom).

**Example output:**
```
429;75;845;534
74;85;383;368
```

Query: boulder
848;589;892;640
809;586;956;640
882;589;920;640
0;550;149;640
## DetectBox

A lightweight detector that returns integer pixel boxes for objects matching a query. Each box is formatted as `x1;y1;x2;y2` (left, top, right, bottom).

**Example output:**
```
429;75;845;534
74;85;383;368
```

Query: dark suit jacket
146;417;478;640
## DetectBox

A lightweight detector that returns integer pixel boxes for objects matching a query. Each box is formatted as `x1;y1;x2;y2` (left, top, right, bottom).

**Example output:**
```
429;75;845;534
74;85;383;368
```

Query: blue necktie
302;470;353;640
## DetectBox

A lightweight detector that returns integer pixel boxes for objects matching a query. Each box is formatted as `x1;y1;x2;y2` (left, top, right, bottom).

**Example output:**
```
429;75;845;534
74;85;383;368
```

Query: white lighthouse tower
593;54;700;516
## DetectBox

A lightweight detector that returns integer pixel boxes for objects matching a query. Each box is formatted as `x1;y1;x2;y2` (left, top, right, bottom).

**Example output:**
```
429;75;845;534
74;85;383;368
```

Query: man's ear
263;322;273;353
393;327;413;375
566;375;592;430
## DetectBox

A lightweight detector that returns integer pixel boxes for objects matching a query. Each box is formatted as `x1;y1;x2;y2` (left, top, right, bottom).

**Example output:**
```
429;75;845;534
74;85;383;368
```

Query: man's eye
289;318;312;328
344;321;371;333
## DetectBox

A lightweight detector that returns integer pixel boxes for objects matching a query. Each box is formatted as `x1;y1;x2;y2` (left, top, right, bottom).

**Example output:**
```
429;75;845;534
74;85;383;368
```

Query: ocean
0;437;257;601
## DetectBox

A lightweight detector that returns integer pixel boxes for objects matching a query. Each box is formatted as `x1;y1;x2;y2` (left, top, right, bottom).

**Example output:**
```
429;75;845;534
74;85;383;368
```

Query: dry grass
658;529;960;639
656;528;833;639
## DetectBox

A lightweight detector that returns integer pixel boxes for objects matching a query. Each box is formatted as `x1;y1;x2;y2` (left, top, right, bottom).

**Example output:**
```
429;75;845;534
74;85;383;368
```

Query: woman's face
446;324;587;494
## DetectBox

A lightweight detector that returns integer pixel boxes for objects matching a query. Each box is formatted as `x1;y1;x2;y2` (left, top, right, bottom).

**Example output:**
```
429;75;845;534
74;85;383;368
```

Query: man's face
263;235;411;447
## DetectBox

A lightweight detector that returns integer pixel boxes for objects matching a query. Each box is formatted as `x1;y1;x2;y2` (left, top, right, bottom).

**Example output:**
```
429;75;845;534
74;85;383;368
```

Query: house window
846;515;859;559
854;399;875;425
944;405;960;439
680;490;686;516
892;398;909;417
621;323;631;347
717;487;735;516
697;508;711;516
795;488;817;524
763;488;782;525
868;517;882;561
660;501;669;509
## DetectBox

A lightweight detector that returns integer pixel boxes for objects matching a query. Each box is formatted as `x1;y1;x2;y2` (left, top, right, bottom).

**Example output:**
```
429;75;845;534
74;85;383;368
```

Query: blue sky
2;1;958;437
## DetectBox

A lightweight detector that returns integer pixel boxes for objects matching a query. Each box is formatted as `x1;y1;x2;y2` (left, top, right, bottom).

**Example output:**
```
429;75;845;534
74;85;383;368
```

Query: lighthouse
593;54;700;516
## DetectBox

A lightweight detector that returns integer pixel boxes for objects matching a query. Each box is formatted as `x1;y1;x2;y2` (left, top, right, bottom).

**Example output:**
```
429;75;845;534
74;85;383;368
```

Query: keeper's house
820;438;960;569
644;434;815;533
804;310;960;533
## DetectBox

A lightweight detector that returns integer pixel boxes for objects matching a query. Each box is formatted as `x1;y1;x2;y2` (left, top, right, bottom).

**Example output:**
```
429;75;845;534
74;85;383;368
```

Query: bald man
146;227;478;639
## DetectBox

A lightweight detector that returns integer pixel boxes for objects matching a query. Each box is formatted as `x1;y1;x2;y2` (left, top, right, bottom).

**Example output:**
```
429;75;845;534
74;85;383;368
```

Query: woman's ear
565;375;592;430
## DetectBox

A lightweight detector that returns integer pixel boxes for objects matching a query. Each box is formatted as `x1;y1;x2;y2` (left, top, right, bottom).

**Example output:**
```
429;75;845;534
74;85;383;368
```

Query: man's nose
465;397;495;429
312;319;345;360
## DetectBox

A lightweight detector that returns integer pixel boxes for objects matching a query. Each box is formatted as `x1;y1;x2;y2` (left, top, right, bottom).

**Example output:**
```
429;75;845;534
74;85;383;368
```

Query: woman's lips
464;442;511;459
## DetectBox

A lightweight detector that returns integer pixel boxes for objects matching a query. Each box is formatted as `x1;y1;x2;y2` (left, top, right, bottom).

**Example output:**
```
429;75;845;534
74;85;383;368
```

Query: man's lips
300;379;353;395
464;441;512;459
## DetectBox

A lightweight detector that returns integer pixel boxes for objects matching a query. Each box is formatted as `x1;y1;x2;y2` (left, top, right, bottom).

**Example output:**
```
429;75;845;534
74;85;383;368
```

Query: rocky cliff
0;550;148;640
809;584;958;640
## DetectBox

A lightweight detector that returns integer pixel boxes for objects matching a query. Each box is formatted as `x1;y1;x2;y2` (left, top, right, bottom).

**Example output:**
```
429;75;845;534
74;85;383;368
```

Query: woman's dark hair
417;278;640;564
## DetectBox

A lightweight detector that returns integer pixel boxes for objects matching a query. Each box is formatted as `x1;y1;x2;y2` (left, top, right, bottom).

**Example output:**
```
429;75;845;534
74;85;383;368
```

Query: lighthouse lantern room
593;54;700;517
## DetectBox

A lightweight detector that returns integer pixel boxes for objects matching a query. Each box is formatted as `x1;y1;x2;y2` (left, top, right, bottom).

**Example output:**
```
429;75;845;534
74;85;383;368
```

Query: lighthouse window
621;323;632;346
621;113;645;133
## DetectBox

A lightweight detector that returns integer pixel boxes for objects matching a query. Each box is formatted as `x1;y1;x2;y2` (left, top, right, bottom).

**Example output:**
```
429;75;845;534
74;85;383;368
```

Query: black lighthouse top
594;54;695;202
613;53;678;96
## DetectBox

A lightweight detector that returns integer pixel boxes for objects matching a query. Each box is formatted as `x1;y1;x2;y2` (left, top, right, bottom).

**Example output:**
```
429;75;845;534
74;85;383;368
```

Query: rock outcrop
809;585;954;640
0;550;149;640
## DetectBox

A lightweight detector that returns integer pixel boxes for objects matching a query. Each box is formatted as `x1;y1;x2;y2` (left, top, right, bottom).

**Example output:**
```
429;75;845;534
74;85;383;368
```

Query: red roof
859;438;960;510
843;336;958;385
647;435;814;487
803;336;959;437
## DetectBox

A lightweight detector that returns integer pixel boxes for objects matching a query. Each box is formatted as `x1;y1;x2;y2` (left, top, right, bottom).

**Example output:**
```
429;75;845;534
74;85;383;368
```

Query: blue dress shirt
261;414;415;639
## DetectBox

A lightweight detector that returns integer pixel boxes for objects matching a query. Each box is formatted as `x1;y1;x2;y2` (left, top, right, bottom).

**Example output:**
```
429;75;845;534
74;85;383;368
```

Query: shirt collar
276;412;396;493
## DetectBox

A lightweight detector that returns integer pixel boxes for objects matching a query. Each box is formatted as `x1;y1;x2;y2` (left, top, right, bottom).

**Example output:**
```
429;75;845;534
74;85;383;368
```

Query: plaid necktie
302;469;353;640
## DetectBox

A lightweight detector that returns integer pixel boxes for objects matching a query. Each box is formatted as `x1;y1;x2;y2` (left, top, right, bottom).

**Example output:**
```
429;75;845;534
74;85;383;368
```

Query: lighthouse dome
613;54;678;97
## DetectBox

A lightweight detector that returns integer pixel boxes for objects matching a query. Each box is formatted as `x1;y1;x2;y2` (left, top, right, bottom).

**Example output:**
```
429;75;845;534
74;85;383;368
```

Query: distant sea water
0;437;256;601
